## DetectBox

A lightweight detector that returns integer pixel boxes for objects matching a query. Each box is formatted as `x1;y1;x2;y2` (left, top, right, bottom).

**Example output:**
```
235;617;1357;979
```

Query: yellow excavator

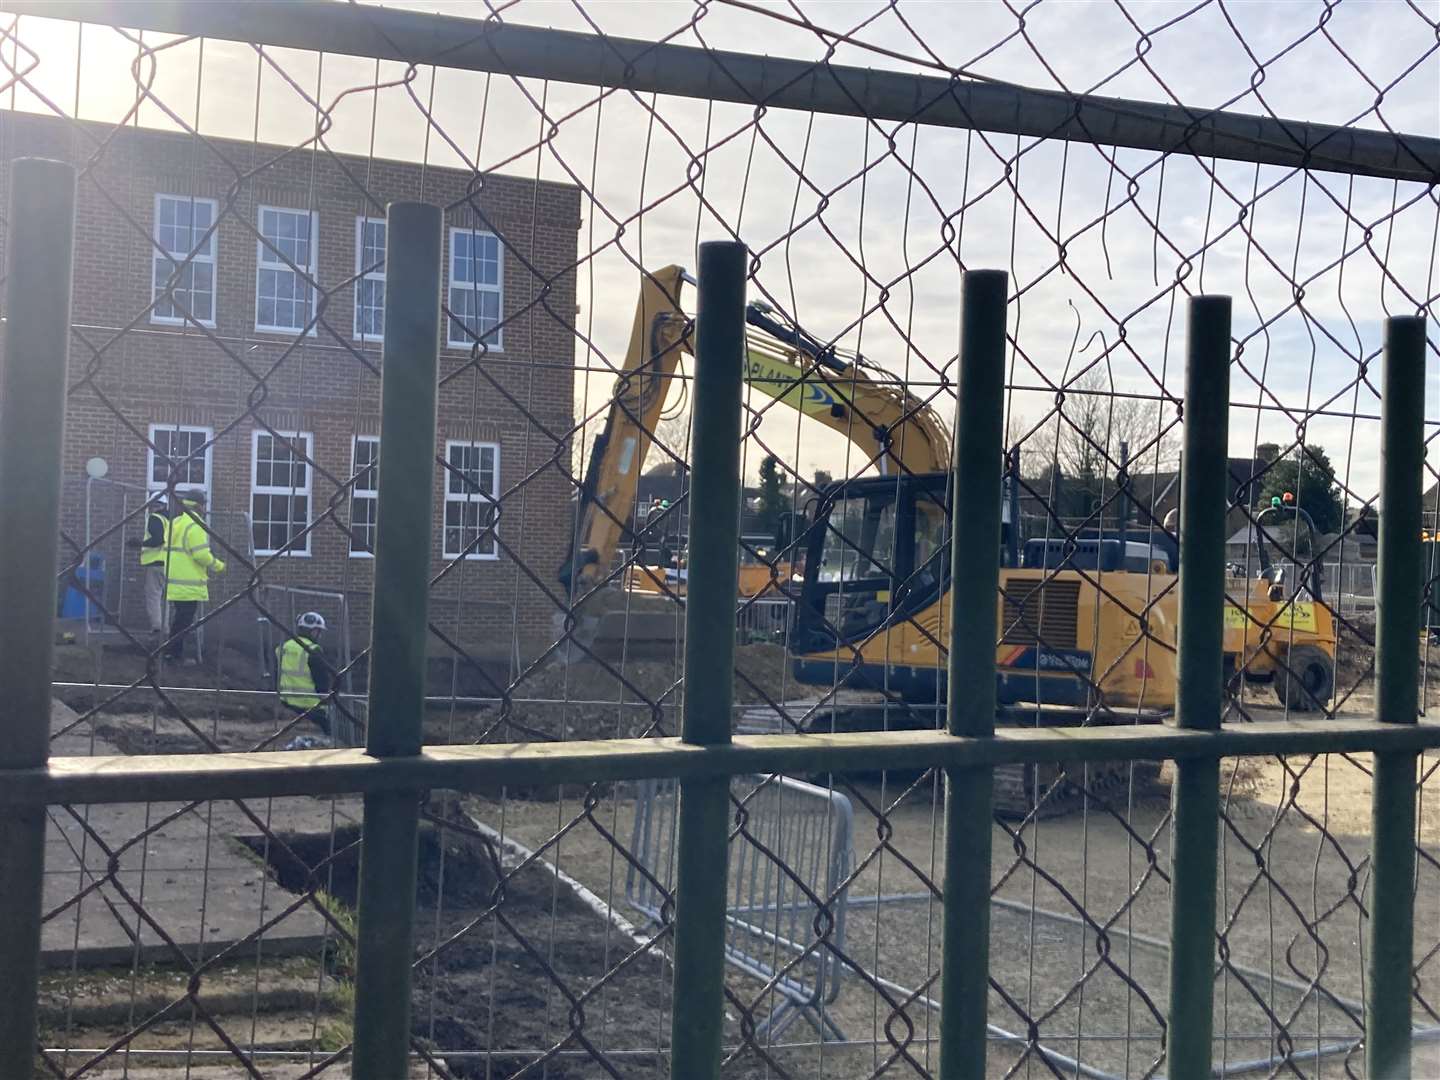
561;267;1336;813
560;265;948;654
790;466;1338;812
790;477;1336;716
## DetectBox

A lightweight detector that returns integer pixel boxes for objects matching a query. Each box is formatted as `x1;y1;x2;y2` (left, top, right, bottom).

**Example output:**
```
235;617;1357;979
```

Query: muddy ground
473;749;1440;1079
243;818;674;1079
45;618;1440;1076
243;810;913;1079
50;640;796;749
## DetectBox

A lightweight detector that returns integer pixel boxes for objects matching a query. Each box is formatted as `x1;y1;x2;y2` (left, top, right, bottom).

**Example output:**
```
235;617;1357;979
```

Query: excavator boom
561;265;950;596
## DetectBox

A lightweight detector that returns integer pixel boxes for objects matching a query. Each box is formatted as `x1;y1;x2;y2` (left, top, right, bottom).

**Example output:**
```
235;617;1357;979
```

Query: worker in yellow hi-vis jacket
163;490;225;664
125;493;170;639
275;611;334;749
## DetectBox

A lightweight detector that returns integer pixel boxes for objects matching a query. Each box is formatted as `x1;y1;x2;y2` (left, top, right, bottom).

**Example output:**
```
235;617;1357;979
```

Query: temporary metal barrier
1326;561;1378;617
736;596;792;644
625;773;854;1041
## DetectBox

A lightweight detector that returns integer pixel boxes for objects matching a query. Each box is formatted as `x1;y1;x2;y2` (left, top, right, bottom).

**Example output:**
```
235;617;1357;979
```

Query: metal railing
737;596;792;644
626;773;853;1041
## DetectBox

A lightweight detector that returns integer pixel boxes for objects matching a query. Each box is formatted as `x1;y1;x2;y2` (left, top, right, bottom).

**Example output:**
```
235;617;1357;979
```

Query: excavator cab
789;468;1177;711
790;466;1175;818
790;473;952;701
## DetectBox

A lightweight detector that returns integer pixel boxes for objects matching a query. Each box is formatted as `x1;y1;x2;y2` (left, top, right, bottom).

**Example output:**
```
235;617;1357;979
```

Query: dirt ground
45;626;1440;1077
243;810;906;1079
472;747;1440;1079
244;818;677;1079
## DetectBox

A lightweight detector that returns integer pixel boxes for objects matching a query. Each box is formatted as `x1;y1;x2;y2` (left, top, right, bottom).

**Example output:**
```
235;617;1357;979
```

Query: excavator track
991;760;1166;820
748;699;1170;819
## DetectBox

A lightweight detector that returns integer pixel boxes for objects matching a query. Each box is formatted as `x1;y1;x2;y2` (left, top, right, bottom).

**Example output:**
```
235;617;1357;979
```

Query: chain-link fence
1;0;1438;1077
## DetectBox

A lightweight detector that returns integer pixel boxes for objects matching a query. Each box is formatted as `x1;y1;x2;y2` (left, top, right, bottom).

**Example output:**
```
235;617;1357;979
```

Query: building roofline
0;107;583;204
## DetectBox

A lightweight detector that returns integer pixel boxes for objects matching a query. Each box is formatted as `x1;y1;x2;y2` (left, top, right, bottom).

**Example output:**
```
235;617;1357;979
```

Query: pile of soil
94;718;256;755
1335;614;1375;688
457;644;793;744
517;643;789;706
52;641;271;722
246;817;674;1079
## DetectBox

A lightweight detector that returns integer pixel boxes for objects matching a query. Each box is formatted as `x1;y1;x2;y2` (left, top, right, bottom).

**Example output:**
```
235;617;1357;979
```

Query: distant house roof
1227;524;1259;547
1128;470;1180;517
1126;457;1268;520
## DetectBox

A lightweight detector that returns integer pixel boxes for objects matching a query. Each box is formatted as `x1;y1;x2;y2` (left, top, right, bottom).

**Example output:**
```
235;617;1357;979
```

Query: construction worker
655;499;674;568
164;490;225;663
276;611;333;747
129;494;170;639
638;498;663;565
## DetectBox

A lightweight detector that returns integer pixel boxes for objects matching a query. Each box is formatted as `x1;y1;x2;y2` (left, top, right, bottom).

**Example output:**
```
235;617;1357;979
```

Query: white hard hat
297;611;327;633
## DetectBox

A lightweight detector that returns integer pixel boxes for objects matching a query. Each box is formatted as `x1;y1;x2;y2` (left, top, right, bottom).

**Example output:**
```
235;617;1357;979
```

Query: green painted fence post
669;241;745;1078
1366;313;1427;1080
1164;294;1230;1079
350;201;442;1079
0;156;77;1080
940;268;1007;1080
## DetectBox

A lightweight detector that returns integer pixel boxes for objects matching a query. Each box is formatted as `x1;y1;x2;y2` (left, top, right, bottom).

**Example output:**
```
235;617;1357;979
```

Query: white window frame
349;435;379;558
150;194;218;328
146;424;213;496
250;429;314;557
443;439;501;561
446;227;504;351
254;205;319;336
353;215;386;343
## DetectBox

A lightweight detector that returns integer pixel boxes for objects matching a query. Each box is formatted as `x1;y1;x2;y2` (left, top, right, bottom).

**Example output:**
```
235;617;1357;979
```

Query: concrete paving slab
43;701;362;969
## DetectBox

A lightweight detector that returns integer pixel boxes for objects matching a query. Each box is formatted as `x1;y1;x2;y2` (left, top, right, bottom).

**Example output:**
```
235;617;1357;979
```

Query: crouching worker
276;611;334;750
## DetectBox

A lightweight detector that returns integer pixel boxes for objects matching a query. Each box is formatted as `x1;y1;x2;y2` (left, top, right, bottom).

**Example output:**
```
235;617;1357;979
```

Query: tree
643;412;691;472
1045;368;1179;518
757;455;786;536
1258;444;1344;538
1005;410;1051;480
813;469;834;488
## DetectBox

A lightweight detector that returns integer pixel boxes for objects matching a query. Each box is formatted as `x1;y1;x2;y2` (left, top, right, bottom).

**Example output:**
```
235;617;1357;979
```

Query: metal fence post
940;268;1007;1080
350;201;442;1079
0;157;77;1077
669;240;745;1078
1366;313;1427;1080
1164;294;1231;1079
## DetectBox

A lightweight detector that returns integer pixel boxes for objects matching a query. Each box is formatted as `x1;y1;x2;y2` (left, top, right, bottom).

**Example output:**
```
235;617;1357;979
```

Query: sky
5;0;1438;504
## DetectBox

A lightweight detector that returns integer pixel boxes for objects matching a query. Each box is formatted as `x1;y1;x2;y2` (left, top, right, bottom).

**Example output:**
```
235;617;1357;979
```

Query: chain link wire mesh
1;0;1438;1076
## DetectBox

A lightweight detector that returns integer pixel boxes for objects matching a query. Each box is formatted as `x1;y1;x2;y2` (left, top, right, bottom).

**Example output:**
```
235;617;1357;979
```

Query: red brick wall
1;111;580;658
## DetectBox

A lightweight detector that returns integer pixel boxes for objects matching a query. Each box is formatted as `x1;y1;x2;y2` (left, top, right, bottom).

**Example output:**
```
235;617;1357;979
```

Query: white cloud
6;0;1437;496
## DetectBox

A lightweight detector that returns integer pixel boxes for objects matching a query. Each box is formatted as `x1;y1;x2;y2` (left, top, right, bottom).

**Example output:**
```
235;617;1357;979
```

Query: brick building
0;110;580;661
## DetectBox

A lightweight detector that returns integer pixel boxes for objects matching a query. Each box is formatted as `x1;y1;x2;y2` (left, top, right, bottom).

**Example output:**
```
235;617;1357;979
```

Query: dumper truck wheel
1274;645;1334;712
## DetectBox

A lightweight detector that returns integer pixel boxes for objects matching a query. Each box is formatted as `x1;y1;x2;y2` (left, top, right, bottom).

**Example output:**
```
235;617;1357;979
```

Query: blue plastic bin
61;554;105;620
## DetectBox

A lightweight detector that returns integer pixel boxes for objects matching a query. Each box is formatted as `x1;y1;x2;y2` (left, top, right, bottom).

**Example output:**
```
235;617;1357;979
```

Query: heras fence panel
626;772;853;1042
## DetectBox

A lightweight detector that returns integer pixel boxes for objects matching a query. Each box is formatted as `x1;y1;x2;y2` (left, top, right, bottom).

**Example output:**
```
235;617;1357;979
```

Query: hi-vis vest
276;637;321;710
139;513;169;567
164;512;216;601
